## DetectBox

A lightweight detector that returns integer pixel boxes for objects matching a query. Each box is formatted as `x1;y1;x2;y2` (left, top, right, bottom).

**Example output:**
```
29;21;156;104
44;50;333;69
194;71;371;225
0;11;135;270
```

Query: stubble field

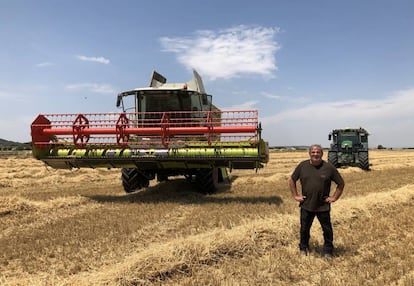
0;150;413;286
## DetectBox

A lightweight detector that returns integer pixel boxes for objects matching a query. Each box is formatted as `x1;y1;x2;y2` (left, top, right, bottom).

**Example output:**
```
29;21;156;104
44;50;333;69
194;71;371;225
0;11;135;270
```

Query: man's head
309;144;323;166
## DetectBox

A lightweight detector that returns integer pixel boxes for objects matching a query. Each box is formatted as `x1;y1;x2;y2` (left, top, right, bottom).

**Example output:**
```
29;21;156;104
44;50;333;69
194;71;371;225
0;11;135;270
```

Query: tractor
31;70;269;194
327;127;369;170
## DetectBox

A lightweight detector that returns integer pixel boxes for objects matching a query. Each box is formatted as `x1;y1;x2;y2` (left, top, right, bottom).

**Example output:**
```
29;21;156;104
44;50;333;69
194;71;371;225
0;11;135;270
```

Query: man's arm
288;176;306;202
326;182;345;203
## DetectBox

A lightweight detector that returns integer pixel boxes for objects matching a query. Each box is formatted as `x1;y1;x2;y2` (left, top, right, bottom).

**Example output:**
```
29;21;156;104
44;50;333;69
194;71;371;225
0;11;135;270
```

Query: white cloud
76;55;110;64
260;89;414;148
36;62;54;67
0;88;27;102
0;116;34;142
66;83;115;94
263;89;414;123
0;90;10;98
262;92;310;104
224;100;259;110
160;25;280;80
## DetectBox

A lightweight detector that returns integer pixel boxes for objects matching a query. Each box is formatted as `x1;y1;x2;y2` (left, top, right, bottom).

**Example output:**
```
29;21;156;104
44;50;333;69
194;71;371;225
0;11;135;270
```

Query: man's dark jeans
299;208;333;254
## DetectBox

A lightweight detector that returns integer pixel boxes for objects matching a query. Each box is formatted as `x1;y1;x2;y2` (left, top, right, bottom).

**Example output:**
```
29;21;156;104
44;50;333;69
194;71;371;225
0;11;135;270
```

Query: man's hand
294;195;306;202
325;196;336;203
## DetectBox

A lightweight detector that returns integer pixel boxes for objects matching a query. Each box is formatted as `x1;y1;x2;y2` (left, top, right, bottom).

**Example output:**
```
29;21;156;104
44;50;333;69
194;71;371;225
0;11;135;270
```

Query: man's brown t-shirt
291;160;344;212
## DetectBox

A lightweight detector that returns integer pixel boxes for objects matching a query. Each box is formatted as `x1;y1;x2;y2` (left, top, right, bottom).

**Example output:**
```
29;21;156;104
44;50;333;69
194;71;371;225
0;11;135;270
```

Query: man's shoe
299;249;308;256
323;253;333;259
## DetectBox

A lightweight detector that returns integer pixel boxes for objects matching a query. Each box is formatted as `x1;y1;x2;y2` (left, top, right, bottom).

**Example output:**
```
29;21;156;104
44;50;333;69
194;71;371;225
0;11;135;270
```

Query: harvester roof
117;69;207;98
132;69;206;93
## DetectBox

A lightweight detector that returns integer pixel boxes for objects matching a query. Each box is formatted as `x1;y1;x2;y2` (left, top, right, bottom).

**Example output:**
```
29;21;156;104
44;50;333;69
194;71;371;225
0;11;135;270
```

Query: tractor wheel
358;152;370;170
328;152;339;168
195;167;219;194
121;168;149;193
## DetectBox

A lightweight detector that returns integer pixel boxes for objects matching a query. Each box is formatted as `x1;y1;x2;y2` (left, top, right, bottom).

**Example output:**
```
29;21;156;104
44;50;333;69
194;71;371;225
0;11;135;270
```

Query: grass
0;150;413;285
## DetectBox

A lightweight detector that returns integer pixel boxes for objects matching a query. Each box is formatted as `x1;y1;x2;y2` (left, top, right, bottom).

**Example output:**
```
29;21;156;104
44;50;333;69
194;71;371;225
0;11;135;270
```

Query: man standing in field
288;144;345;258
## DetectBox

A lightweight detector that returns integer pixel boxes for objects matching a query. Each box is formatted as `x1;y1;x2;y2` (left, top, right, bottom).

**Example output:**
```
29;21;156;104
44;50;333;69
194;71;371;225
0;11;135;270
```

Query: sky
1;0;414;148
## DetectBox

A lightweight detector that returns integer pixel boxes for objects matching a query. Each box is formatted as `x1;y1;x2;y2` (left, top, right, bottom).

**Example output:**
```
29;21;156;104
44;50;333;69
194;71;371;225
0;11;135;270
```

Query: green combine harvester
327;127;370;170
31;70;269;193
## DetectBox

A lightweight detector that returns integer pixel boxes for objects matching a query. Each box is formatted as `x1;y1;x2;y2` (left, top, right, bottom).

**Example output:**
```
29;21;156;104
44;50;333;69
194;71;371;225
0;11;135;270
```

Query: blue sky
1;0;413;148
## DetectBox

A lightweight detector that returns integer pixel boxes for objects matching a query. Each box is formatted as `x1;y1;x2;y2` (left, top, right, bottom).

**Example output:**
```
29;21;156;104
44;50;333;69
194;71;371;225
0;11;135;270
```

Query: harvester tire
328;152;339;168
195;167;219;194
358;152;370;170
157;173;168;182
121;168;149;193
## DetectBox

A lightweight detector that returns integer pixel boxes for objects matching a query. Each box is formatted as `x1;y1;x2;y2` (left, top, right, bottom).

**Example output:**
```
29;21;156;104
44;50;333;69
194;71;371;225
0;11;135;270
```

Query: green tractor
327;127;370;170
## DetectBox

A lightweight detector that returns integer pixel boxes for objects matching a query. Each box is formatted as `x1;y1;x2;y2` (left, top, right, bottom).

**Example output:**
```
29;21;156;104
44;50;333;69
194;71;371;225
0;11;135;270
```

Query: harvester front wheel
121;168;150;193
157;173;168;182
358;152;370;170
195;167;219;194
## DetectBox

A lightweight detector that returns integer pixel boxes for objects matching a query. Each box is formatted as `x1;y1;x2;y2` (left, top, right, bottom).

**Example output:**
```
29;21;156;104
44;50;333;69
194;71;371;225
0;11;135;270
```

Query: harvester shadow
87;178;283;206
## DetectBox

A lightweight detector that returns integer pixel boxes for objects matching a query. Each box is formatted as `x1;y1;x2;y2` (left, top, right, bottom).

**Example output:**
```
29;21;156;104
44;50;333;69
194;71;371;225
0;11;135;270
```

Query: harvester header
31;70;269;193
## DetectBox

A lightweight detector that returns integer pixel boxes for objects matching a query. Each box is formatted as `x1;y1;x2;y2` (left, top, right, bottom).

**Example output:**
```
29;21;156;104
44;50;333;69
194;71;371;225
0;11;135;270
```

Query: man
288;144;345;258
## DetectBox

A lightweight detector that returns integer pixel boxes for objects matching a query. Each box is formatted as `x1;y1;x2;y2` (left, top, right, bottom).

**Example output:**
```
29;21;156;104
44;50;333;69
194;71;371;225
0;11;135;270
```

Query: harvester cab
31;70;269;194
327;127;369;170
116;70;214;114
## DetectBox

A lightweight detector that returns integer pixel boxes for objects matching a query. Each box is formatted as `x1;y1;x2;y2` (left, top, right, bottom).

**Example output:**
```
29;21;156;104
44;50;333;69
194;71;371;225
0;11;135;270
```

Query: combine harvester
31;70;269;194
